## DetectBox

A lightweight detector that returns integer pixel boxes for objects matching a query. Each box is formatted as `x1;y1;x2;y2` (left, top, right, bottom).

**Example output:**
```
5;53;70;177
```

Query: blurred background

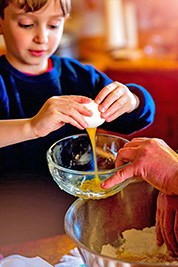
55;0;178;151
57;0;178;61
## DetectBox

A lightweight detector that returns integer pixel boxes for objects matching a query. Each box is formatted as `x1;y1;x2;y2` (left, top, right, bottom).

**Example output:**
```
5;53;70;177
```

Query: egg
82;100;105;128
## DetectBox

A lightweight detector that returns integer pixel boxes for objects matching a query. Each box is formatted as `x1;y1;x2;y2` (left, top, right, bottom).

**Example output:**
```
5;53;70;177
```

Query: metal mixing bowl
47;133;132;199
65;181;178;267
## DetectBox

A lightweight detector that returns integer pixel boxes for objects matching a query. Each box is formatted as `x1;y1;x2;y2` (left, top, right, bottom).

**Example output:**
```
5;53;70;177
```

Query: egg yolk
78;127;105;194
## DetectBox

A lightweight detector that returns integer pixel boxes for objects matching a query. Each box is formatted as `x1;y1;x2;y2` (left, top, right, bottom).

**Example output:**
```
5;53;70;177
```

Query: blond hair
0;0;71;18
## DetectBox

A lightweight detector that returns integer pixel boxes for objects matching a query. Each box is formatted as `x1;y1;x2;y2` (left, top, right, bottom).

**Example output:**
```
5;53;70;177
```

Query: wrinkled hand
30;95;92;137
101;138;178;195
156;192;178;256
95;82;139;122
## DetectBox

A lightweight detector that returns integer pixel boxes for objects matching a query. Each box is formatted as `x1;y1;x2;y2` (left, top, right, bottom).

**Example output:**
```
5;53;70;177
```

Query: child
0;0;155;173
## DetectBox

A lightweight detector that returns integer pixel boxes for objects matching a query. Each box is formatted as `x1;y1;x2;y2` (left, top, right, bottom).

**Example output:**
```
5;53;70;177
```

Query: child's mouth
29;50;46;56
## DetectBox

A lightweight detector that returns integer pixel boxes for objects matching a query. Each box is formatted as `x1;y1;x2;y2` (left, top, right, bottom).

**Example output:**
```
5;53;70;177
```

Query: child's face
0;0;66;74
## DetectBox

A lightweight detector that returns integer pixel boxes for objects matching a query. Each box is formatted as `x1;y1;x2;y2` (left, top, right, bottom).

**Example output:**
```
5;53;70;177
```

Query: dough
101;226;178;263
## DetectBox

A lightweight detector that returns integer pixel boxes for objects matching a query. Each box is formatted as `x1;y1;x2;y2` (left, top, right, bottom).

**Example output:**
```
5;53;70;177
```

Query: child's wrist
25;118;39;140
133;94;140;110
128;93;140;113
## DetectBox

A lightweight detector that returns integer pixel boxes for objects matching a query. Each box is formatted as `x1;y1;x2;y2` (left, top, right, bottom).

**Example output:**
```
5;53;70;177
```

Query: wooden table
0;234;75;266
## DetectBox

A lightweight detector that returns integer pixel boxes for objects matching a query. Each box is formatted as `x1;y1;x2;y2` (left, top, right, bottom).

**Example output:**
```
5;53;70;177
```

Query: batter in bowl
101;226;178;263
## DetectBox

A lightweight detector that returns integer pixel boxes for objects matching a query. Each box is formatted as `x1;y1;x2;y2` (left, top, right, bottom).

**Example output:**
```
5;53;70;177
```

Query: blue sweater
0;55;155;173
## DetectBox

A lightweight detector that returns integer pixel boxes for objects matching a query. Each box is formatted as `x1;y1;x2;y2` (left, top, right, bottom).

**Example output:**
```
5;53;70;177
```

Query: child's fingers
69;101;93;116
95;82;119;105
57;112;86;129
57;106;89;128
100;86;126;113
96;83;131;116
42;96;94;128
102;96;128;120
59;95;92;104
49;96;92;117
67;95;92;104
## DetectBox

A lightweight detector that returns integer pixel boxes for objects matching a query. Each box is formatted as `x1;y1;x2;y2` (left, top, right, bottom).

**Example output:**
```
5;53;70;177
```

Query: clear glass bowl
46;133;132;199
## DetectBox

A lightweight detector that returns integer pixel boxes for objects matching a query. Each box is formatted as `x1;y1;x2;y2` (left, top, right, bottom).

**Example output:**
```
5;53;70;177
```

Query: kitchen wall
66;0;178;59
136;0;178;58
66;0;178;149
65;0;105;38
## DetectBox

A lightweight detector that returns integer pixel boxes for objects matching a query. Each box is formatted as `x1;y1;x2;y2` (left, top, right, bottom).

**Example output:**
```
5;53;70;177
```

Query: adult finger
159;211;174;255
163;209;178;256
101;163;134;189
174;211;178;255
123;137;150;147
156;208;164;246
156;193;175;256
115;147;138;167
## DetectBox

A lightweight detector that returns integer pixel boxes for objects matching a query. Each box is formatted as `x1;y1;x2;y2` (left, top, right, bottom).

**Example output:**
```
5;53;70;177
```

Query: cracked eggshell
82;100;105;128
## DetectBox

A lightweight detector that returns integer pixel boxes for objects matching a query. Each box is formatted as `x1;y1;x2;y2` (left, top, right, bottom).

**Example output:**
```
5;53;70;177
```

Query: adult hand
30;95;92;137
101;138;178;195
156;191;178;256
95;82;139;122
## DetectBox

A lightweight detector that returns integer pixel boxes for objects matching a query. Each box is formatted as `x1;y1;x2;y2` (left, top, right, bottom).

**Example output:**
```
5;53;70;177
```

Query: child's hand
30;95;92;137
95;82;140;122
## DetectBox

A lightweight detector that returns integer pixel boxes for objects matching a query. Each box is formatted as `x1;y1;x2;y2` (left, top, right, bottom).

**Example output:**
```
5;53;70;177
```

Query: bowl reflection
47;133;132;199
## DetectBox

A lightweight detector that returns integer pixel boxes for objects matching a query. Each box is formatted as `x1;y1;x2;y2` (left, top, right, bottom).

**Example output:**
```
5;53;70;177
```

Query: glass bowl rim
46;132;130;176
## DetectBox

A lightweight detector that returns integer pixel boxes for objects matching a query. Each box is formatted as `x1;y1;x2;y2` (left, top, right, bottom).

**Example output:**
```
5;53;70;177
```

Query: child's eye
48;19;63;29
49;24;59;29
18;22;33;29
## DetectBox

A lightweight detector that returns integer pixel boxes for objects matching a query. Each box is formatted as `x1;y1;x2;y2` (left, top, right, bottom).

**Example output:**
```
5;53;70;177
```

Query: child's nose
34;26;48;44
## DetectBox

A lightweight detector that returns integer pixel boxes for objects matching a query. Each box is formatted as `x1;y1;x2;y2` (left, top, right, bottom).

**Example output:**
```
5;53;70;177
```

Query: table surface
0;171;77;247
0;234;75;266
